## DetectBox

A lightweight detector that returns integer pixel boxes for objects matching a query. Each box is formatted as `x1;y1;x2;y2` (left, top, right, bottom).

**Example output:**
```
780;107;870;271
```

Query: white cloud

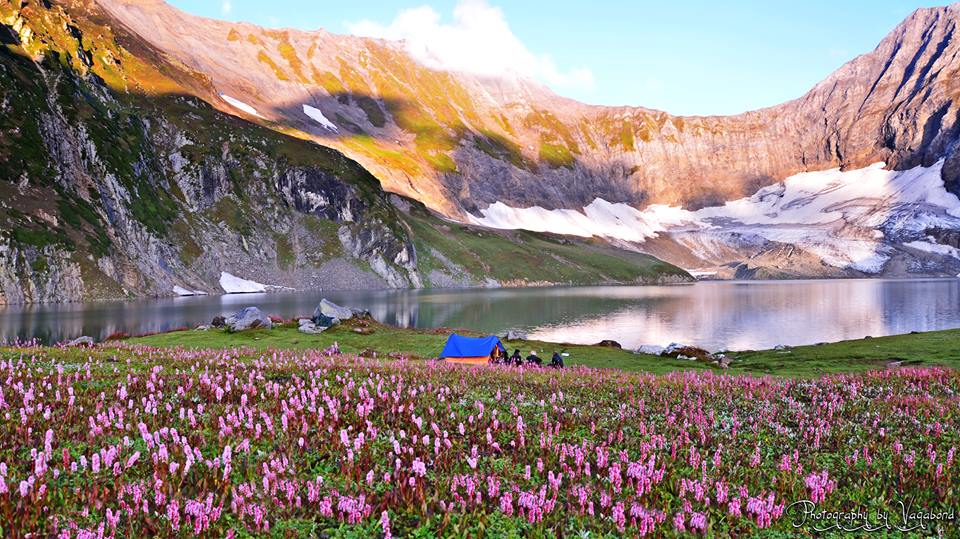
220;0;232;15
346;0;594;90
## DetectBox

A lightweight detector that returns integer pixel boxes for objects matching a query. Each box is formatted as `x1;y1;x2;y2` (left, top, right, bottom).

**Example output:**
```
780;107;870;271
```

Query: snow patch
468;199;701;243
302;104;338;131
173;286;208;297
219;272;266;294
219;94;263;118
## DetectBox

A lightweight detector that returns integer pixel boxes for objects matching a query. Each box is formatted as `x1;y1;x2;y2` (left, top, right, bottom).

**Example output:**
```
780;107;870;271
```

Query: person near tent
525;351;542;366
510;349;523;366
550;351;564;369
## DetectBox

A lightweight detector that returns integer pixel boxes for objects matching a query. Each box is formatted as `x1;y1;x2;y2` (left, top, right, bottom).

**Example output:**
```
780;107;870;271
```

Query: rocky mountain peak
84;0;960;217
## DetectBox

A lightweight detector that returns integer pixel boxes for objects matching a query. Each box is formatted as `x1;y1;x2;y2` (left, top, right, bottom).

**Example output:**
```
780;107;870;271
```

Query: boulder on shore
504;330;528;341
224;307;273;332
67;336;95;347
596;340;622;349
635;344;666;356
313;312;338;328
314;299;354;324
211;315;226;328
662;343;712;361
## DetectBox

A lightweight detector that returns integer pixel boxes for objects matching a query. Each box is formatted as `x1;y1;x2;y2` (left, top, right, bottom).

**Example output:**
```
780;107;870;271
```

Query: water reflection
0;279;958;350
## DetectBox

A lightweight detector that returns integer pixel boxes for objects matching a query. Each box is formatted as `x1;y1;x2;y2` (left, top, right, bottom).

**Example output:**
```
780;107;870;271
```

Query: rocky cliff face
0;0;686;303
90;0;960;217
0;0;424;303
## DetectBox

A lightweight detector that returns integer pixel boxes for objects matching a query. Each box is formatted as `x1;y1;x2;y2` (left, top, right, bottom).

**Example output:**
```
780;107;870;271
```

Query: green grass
129;322;703;374
128;324;960;378
207;197;253;236
538;141;575;169
422;150;458;173
10;227;72;249
275;234;295;269
727;329;960;376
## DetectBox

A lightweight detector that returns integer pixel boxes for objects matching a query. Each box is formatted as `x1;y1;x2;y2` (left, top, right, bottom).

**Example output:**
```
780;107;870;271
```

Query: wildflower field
0;344;957;537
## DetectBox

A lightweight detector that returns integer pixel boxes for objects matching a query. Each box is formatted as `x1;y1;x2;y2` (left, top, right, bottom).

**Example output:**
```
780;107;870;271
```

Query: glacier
468;161;960;275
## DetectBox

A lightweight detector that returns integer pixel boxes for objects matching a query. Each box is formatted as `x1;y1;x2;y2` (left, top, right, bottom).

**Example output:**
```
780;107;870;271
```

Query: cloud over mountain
347;0;594;90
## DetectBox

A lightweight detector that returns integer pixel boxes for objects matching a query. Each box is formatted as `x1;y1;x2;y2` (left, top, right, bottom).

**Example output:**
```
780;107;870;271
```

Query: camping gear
440;334;506;365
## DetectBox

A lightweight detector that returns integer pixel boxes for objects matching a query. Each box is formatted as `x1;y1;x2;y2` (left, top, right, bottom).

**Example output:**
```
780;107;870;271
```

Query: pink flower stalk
804;470;836;503
381;511;392;539
673;511;686;532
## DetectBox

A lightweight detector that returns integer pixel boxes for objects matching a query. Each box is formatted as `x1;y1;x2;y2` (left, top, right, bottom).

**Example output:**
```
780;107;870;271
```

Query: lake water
1;279;959;351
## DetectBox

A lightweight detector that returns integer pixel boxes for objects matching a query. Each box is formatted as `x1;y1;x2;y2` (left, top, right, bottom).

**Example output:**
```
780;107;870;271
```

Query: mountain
2;1;960;304
88;0;960;279
0;0;688;304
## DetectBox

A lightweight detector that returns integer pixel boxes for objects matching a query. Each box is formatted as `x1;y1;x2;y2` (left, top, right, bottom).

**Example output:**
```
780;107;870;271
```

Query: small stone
298;321;326;334
67;336;95;347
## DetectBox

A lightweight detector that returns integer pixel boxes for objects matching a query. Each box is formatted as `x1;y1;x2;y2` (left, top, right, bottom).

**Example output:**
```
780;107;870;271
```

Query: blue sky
168;0;947;115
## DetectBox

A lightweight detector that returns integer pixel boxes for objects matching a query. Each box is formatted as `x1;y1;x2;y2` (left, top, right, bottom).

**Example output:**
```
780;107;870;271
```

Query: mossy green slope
402;201;689;287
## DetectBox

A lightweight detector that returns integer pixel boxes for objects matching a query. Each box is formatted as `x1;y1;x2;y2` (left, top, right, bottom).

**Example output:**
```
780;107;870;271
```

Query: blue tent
440;333;505;364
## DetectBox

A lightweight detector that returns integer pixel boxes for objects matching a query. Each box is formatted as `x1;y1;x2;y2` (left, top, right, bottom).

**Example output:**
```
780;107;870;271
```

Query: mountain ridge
90;0;960;216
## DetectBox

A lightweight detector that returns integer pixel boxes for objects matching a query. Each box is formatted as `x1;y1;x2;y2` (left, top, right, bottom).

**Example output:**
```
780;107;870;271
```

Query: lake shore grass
124;318;960;377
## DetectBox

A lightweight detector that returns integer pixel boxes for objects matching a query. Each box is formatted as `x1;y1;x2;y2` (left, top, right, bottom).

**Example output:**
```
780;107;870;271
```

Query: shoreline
4;274;960;307
3;278;960;353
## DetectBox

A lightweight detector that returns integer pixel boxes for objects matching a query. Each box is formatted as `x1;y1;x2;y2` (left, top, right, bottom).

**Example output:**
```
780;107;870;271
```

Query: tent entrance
445;356;492;365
